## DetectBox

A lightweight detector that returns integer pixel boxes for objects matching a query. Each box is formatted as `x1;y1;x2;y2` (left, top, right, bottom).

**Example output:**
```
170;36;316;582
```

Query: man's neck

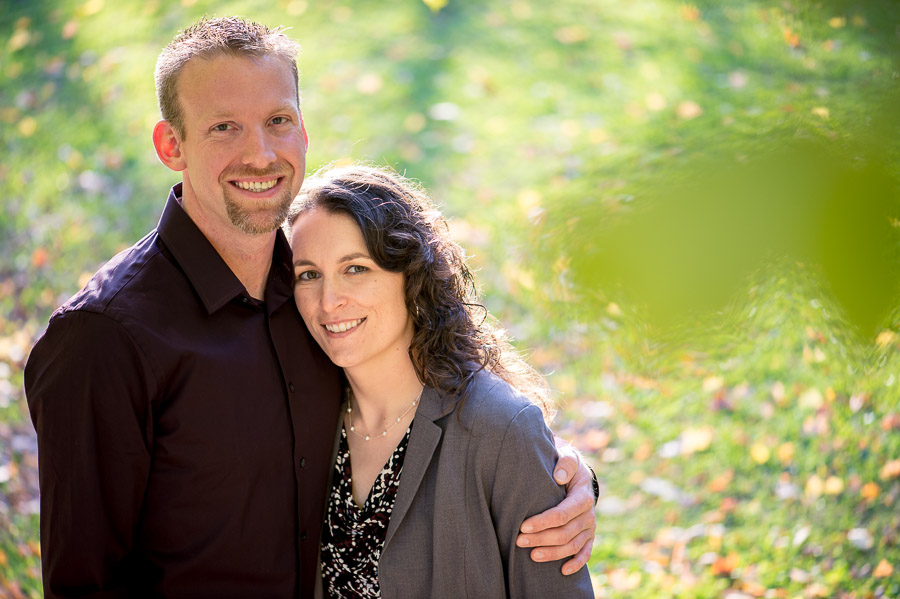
213;233;276;300
179;198;277;300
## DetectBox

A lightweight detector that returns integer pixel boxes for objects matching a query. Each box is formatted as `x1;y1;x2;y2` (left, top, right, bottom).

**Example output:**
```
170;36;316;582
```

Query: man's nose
241;127;277;168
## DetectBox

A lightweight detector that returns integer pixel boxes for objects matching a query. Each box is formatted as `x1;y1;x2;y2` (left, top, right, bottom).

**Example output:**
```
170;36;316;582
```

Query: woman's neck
345;357;423;431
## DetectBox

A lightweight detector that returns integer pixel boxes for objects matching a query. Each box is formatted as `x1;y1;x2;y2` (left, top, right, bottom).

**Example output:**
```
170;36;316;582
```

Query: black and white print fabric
321;424;411;599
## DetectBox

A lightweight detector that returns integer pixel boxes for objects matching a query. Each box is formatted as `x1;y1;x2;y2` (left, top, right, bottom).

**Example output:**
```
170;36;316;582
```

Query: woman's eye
347;265;369;274
296;270;320;281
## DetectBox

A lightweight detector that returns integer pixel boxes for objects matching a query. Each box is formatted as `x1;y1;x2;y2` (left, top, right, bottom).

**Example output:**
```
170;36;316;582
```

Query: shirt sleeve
489;403;595;598
25;310;155;598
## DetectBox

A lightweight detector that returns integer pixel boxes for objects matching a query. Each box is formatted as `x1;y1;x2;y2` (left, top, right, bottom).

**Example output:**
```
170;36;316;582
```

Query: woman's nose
320;278;347;312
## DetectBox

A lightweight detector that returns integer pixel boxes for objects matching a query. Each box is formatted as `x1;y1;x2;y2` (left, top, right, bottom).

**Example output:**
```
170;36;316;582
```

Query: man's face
174;53;307;237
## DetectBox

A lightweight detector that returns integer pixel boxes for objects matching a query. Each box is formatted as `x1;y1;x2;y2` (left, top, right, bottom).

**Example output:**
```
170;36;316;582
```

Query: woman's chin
324;351;357;370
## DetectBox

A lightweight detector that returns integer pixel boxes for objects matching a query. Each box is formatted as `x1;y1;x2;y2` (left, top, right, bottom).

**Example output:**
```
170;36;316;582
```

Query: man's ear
152;120;187;172
299;111;309;151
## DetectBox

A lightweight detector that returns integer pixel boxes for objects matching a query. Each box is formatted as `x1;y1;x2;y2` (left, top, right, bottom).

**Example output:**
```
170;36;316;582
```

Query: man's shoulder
55;229;169;321
28;230;171;383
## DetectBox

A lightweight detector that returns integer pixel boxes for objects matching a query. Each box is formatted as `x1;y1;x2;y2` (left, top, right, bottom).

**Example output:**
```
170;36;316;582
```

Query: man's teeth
325;318;364;333
235;179;278;192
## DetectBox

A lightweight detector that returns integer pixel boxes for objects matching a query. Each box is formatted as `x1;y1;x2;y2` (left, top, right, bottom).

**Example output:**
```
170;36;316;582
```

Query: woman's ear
152;120;187;172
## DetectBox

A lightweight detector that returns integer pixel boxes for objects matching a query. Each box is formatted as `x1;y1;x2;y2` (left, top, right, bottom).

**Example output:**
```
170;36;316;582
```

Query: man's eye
270;116;289;125
296;270;320;281
213;123;231;132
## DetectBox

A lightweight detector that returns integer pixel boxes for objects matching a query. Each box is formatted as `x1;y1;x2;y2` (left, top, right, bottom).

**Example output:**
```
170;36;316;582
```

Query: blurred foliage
1;0;899;596
543;137;900;335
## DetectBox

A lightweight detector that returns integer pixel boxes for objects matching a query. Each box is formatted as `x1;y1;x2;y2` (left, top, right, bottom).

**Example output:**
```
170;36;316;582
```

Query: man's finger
527;527;595;563
520;465;595;533
520;473;595;533
561;531;595;575
517;508;593;548
554;445;580;484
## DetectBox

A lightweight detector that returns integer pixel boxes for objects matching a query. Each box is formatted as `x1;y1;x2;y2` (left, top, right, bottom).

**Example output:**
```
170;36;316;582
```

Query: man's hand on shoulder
516;443;597;575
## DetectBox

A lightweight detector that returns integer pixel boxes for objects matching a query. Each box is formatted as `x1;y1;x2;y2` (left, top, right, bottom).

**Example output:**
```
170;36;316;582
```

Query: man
25;17;597;597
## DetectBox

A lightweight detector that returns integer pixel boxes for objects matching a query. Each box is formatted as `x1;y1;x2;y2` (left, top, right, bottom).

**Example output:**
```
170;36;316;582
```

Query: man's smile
231;178;281;192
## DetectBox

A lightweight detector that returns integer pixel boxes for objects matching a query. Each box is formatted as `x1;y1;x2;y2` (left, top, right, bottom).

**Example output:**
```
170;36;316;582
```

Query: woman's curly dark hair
286;164;553;418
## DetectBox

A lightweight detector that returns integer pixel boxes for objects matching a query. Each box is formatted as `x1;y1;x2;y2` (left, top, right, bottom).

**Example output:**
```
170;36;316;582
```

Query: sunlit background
1;0;899;596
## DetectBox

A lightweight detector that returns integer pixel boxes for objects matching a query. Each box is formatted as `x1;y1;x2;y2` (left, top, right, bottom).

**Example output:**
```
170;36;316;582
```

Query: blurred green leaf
549;137;900;336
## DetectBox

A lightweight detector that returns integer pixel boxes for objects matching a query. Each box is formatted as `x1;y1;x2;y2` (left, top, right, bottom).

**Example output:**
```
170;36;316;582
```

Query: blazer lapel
382;387;448;550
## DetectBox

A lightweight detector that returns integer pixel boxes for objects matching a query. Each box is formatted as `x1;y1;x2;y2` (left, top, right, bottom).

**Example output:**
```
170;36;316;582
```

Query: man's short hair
155;16;301;138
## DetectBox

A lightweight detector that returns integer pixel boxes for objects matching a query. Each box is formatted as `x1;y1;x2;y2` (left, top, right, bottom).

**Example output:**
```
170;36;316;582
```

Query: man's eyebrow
205;105;298;121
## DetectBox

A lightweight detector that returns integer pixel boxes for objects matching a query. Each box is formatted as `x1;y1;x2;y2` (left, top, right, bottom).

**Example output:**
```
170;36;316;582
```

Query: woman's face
290;207;414;373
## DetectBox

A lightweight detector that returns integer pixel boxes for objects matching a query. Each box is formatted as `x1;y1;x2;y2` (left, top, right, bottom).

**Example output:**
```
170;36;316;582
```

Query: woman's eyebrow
338;252;371;262
292;252;371;268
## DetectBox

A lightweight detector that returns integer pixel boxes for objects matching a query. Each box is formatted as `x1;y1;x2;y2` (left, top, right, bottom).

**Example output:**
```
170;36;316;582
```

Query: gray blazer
316;371;594;598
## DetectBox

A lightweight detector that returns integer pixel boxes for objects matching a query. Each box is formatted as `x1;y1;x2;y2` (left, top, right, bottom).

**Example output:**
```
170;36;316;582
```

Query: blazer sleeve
25;310;155;598
489;403;594;598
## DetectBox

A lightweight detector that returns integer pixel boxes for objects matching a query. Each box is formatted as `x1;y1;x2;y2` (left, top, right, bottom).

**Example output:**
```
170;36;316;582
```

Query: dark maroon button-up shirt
25;184;342;598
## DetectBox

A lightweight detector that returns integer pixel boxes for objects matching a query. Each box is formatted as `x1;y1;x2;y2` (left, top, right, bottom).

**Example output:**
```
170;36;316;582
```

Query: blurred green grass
2;0;899;596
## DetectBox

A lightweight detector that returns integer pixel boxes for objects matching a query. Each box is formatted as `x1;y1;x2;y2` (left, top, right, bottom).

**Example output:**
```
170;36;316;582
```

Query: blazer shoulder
457;370;545;436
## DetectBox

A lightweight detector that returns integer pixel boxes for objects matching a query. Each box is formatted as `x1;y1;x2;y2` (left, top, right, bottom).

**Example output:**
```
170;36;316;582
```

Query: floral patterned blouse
320;423;412;598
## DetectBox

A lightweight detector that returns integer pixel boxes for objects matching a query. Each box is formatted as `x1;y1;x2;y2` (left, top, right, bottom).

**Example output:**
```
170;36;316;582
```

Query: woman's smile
324;317;366;335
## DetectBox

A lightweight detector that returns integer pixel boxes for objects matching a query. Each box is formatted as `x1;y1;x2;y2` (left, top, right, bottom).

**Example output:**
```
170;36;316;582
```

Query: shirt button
241;297;249;303
299;457;306;468
289;382;295;393
300;532;307;541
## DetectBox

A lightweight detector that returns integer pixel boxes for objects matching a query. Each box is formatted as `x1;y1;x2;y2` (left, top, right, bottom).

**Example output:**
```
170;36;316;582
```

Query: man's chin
226;194;292;236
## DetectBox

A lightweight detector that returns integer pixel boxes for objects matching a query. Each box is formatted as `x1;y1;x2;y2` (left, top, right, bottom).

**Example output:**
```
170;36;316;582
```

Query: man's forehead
177;52;294;84
174;53;299;115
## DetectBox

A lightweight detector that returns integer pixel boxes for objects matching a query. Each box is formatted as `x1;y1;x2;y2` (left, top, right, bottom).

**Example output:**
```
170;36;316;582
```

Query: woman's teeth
325;318;364;333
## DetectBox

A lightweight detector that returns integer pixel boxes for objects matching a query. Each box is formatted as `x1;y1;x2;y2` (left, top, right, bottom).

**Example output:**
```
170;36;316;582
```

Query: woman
287;165;594;598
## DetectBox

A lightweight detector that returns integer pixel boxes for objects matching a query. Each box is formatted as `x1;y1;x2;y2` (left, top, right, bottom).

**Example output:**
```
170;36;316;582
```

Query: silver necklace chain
346;388;423;442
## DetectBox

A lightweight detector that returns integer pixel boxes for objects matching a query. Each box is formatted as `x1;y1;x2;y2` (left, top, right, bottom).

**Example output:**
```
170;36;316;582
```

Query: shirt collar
266;227;296;315
157;183;294;315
